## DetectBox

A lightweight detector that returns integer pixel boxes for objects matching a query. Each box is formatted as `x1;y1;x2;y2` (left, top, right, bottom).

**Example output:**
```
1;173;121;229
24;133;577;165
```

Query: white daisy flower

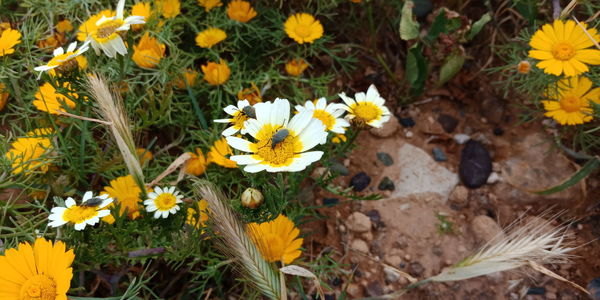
34;41;90;78
338;84;391;128
226;98;328;173
214;100;254;136
48;191;113;231
144;186;184;219
87;0;146;58
295;97;350;144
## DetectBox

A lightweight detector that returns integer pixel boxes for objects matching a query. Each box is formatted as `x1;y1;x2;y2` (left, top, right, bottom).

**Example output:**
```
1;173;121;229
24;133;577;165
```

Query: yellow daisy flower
144;186;183;219
0;82;8;111
56;20;74;33
77;9;116;41
131;2;151;31
195;27;226;48
197;0;222;11
136;147;153;164
34;41;90;77
48;191;113;230
226;98;327;172
101;175;144;223
186;199;209;229
541;76;600;125
227;0;257;23
0;28;21;56
37;33;67;53
285;58;309;77
87;0;146;58
5;129;54;175
202;60;230;85
185;148;208;176
158;0;180;18
33;82;78;114
339;84;391;128
247;214;303;264
237;82;262;105
174;69;199;89
207;137;237;168
132;32;166;68
528;20;600;77
214;100;254;136
0;238;74;300
284;13;323;44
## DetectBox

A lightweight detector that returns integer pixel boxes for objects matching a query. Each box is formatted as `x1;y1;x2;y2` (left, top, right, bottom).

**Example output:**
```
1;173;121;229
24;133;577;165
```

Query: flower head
197;0;222;11
295;97;349;143
0;82;8;111
132;32;166;68
0;238;74;300
226;98;327;172
528;20;600;77
339;84;391;128
517;60;531;74
56;20;74;33
131;2;151;30
241;187;263;208
174;69;199;89
33;81;78;114
237;82;262;105
248;215;303;264
34;41;90;77
0;28;21;56
101;175;143;223
542;76;599;125
195;27;226;48
284;13;324;44
285;58;309;77
37;33;67;52
48;191;113;230
227;0;257;23
144;186;184;219
186;199;209;229
186;148;208;176
136;147;153;164
202;60;230;85
5;128;54;174
87;0;146;58
77;10;116;41
158;0;180;18
214;100;254;136
207;137;237;168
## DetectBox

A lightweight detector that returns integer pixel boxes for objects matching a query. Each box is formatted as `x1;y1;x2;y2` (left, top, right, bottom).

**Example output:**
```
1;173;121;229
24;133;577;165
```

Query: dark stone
493;127;504;136
399;117;416;128
459;140;492;188
526;287;545;295
323;198;339;207
365;281;384;297
437;114;459;133
331;277;343;287
413;0;433;17
365;210;381;223
330;161;349;176
376;152;394;166
588;277;600;300
409;262;425;277
432;147;448;162
378;176;395;191
350;172;371;191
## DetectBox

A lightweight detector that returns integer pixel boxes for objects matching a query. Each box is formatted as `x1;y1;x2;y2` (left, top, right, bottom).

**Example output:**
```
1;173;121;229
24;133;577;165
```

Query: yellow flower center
559;95;583;113
47;53;73;67
254;132;298;166
352;102;381;123
62;205;99;224
295;26;312;38
313;109;335;130
232;111;249;129
154;193;177;211
94;19;123;39
552;42;576;61
261;233;284;262
19;274;57;300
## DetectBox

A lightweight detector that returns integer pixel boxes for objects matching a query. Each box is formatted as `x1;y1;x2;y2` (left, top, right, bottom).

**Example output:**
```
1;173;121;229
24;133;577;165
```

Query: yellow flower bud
241;188;263;209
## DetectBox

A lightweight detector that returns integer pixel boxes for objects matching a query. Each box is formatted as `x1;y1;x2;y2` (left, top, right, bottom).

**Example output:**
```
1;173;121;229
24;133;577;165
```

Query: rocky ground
303;91;599;299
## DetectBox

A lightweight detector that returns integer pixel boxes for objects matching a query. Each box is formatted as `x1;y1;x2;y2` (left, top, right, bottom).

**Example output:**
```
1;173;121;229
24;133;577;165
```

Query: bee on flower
339;84;391;128
226;98;327;172
34;41;90;78
295;97;350;144
144;186;184;219
48;191;113;231
214;100;255;136
86;0;146;58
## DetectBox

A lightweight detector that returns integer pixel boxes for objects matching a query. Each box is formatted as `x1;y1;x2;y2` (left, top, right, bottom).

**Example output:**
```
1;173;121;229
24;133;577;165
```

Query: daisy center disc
552;42;576;61
19;274;57;300
559;95;583;112
313;109;335;130
262;233;285;262
47;53;74;67
154;193;177;211
95;19;124;39
232;111;249;129
62;206;99;224
255;133;297;165
353;102;381;123
295;25;312;38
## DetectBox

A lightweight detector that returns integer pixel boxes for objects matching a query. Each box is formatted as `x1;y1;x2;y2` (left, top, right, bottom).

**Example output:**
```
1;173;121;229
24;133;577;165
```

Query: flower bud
241;188;264;209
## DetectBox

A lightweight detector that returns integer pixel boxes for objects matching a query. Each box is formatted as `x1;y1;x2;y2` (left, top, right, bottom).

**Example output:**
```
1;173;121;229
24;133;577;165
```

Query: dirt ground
303;75;600;299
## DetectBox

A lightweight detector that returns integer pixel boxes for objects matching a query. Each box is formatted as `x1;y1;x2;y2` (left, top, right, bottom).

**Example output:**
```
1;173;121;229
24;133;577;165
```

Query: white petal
271;98;290;126
34;65;54;72
124;15;146;25
214;118;233;123
224;105;239;116
316;98;327;109
230;154;261;165
237;100;250;109
227;136;253;152
253;102;272;126
82;191;94;203
74;222;86;231
355;92;367;103
366;84;380;101
154;186;163;194
297;119;327;151
288;110;313;134
86;216;100;226
338;92;355;106
295;104;306;112
244;163;267;173
289;151;323;171
244;119;261;138
222;126;239;136
65;198;76;208
111;37;127;56
48;219;68;227
97;210;111;218
53;47;64;57
116;0;125;19
66;42;77;53
154;211;161;219
99;197;114;208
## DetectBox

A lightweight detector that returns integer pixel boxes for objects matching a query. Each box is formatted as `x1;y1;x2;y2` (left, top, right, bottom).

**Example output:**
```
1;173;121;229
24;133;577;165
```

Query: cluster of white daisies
215;84;391;173
48;186;183;231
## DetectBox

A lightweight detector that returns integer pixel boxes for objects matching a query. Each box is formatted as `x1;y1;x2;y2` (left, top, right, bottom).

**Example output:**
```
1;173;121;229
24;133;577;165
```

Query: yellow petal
574;49;600;64
584;87;600;104
529;32;553;51
529;50;553;60
563;20;576;41
542;23;558;41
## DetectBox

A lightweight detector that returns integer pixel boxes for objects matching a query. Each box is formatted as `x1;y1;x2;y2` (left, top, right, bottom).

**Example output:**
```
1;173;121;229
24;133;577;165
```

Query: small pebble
527;287;545;295
454;133;470;144
330;161;349;176
409;262;424;277
399;117;416;127
432;147;448;162
493;127;504;136
486;172;501;184
350;172;371;191
376;152;394;166
323;198;339;207
331;277;343;287
365;209;382;224
378;176;395;191
437;114;459;133
588;277;600;300
405;131;414;138
459;140;492;188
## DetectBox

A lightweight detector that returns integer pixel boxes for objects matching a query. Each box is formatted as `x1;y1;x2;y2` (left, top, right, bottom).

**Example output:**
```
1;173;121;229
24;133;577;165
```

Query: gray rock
351;239;370;253
384;265;401;282
347;212;372;233
471;215;504;243
370;116;399;138
376;152;394;166
449;185;469;206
